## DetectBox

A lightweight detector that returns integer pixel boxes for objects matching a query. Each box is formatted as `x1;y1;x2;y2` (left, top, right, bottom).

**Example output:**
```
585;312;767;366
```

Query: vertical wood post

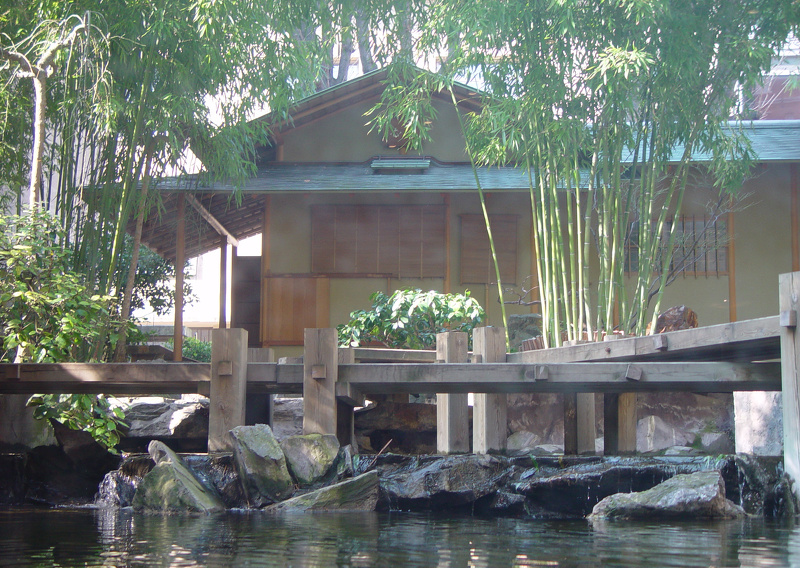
577;393;597;454
173;194;185;361
209;328;248;452
780;272;800;497
219;236;228;329
245;348;274;426
604;393;636;455
336;347;356;449
436;331;469;454
473;327;507;454
564;394;578;454
303;328;338;436
617;393;637;453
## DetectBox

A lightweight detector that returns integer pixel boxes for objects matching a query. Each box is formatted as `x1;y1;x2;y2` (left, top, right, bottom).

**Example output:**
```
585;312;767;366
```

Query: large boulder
119;395;209;452
132;441;224;513
229;424;293;507
266;471;378;513
637;415;693;453
588;470;745;520
280;434;340;487
272;397;304;440
379;454;509;510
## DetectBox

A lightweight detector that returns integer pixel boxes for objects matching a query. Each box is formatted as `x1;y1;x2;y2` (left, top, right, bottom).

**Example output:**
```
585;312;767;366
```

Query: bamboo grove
1;0;799;360
372;0;797;347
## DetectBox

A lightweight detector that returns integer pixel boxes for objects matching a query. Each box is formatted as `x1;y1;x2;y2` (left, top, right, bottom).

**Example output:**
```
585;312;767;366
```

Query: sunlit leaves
338;289;485;350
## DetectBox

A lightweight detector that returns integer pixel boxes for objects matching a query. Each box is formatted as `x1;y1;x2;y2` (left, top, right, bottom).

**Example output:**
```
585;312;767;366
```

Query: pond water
1;507;799;567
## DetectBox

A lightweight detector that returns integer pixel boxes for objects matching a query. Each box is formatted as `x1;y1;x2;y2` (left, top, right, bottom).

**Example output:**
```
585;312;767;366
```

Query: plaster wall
281;99;469;162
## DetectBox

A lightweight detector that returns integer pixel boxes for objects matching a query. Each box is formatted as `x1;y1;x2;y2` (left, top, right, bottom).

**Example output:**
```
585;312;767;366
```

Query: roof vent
370;157;430;174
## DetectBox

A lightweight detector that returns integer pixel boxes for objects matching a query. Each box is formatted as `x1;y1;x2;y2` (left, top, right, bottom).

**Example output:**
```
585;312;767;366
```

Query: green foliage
168;336;212;362
338;289;485;350
0;209;129;362
27;394;127;454
116;237;195;317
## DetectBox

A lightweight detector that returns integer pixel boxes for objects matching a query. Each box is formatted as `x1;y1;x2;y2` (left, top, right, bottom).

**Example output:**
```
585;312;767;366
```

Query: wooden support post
436;331;470;454
604;392;636;455
617;393;637;454
577;393;597;454
335;348;362;449
219;235;228;329
564;393;578;455
603;394;619;454
303;328;338;436
209;328;248;452
780;272;800;498
567;393;597;455
173;194;185;362
473;327;507;454
245;348;274;426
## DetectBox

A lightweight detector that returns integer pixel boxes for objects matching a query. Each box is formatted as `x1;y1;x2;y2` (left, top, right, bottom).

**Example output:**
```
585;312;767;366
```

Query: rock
379;454;509;510
531;444;563;455
638;415;693;453
272;397;304;441
514;459;689;517
132;441;224;513
266;471;379;512
588;470;745;520
507;313;543;351
183;454;245;508
120;396;208;451
0;454;26;505
507;394;569;446
734;391;783;456
506;431;540;452
483;490;526;514
647;305;699;333
96;469;140;507
663;446;704;456
280;434;340;486
699;432;735;455
229;424;293;507
355;401;439;454
336;444;357;479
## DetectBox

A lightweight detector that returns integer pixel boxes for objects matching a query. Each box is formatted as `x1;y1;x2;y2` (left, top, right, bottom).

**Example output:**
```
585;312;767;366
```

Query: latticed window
625;215;728;276
311;205;446;278
460;214;518;284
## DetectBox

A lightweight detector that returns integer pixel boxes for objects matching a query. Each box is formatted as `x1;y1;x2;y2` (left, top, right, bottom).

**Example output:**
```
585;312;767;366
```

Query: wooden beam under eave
444;193;451;293
219;234;228;329
261;196;271;347
174;194;186;362
185;193;240;247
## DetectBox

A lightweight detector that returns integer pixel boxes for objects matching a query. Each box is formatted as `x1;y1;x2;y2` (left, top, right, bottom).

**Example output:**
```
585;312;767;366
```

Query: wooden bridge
1;272;800;490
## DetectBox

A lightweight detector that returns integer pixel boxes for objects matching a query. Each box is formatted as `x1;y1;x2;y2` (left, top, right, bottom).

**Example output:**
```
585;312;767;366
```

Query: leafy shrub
27;394;127;454
168;336;212;362
338;289;485;349
0;209;128;362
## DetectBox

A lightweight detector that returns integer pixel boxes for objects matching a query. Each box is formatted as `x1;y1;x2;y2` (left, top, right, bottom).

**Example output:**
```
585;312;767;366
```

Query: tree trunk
29;75;47;208
113;151;153;362
355;8;377;73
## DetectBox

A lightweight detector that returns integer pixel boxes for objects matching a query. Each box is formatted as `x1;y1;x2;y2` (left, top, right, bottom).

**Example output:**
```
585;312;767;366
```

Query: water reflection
1;507;799;567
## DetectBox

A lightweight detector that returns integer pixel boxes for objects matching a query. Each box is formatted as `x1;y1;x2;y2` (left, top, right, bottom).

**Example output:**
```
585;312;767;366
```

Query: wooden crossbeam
0;360;781;395
185;194;239;247
0;363;210;394
335;361;781;394
507;316;781;364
